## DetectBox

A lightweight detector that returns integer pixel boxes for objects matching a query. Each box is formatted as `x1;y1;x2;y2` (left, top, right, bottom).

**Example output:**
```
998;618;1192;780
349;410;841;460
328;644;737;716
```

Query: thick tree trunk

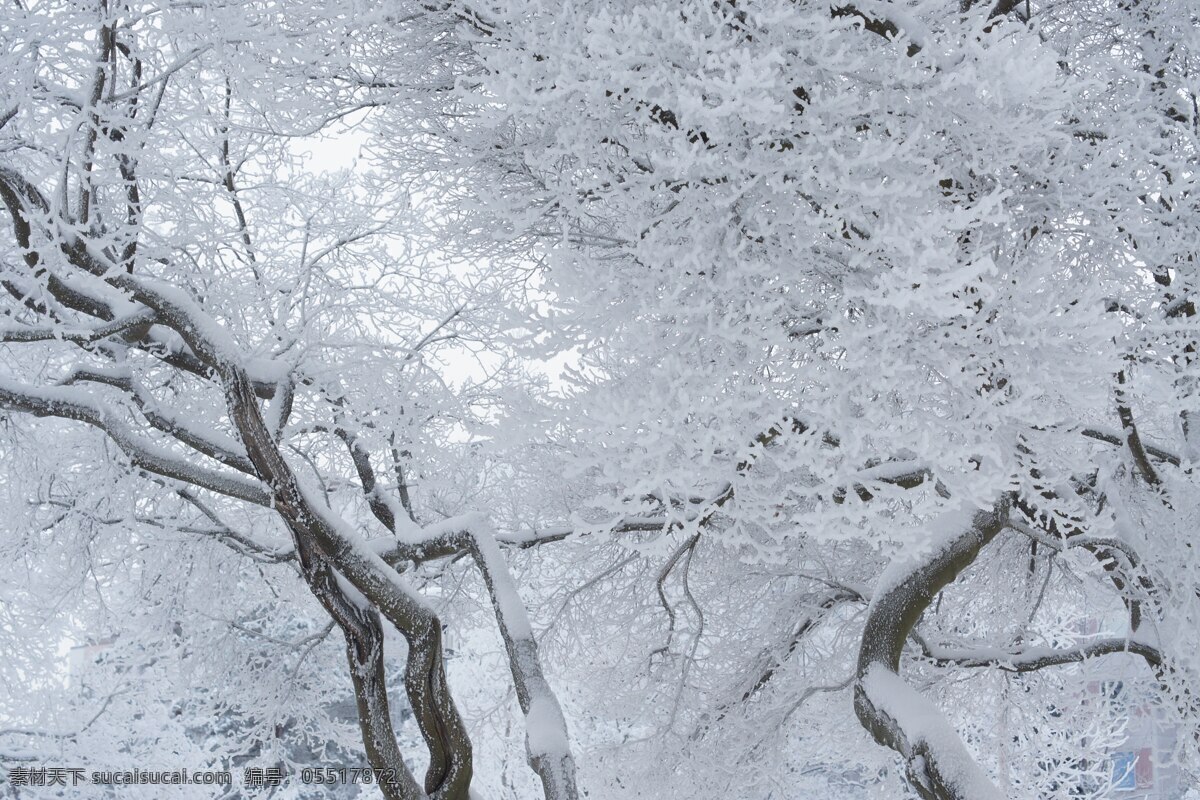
854;497;1009;800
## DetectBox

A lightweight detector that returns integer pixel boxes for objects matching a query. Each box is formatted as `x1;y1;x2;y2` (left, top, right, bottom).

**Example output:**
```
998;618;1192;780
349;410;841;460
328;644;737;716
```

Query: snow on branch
915;634;1163;672
860;664;1003;800
0;376;271;506
463;514;579;800
0;308;156;344
855;498;1010;800
1081;426;1182;467
59;366;256;475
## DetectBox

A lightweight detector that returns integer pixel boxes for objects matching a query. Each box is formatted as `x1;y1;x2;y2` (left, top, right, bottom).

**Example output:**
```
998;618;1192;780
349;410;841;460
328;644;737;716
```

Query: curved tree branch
915;634;1162;671
854;497;1010;800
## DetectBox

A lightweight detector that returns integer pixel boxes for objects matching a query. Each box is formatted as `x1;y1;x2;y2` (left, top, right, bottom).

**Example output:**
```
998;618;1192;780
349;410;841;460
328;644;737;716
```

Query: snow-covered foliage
374;0;1200;796
0;0;1198;799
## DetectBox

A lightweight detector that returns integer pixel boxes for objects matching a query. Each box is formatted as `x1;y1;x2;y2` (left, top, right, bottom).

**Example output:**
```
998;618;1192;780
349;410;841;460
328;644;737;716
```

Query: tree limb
0;377;270;506
854;497;1010;800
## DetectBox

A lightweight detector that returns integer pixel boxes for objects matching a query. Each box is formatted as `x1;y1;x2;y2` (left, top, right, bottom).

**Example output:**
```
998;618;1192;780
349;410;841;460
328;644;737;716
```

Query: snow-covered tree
0;3;576;799
1;1;1198;800
368;0;1200;797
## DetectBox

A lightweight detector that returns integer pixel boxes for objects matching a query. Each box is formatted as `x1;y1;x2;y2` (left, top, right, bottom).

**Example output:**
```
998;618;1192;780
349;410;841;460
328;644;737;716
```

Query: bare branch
1115;369;1162;486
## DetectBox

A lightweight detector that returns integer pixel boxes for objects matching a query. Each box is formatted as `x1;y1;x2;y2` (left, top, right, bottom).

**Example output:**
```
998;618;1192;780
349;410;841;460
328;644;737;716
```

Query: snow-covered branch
915;635;1163;672
465;516;579;800
0;377;270;506
854;499;1010;800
